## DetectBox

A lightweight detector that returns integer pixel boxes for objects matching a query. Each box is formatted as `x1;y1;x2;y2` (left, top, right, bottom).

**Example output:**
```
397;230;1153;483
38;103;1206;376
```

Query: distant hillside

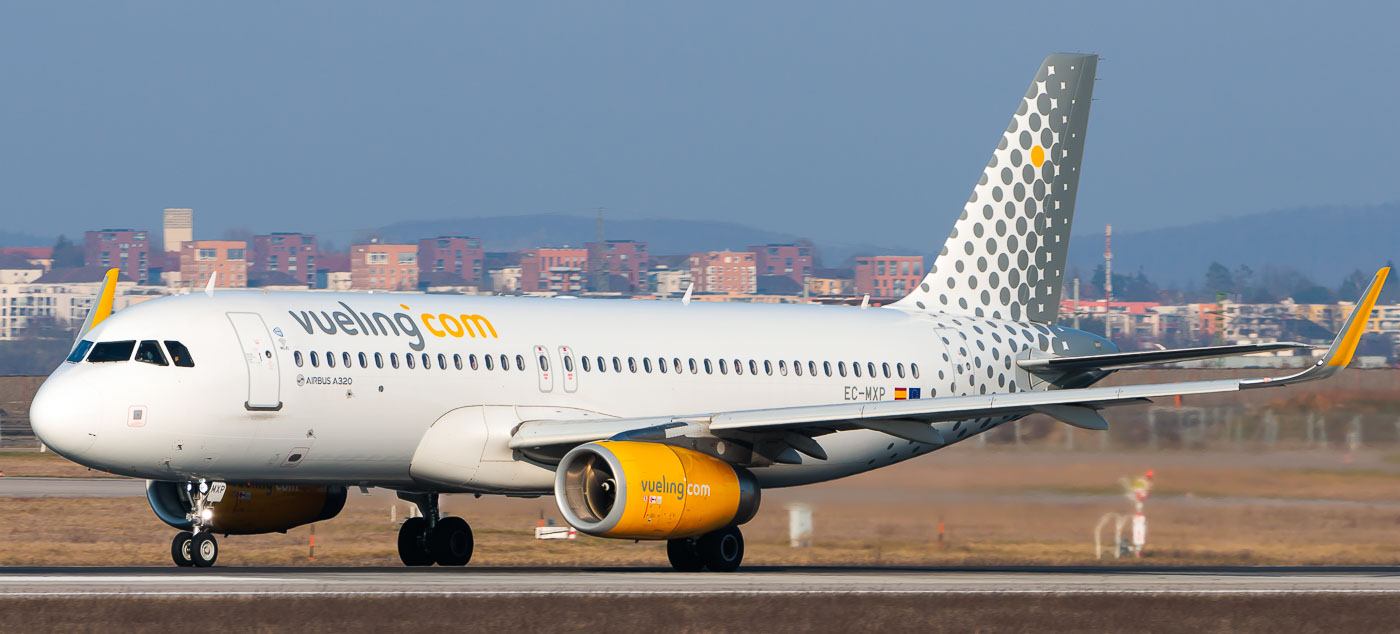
374;214;922;266
1067;203;1400;286
377;215;797;255
0;230;54;248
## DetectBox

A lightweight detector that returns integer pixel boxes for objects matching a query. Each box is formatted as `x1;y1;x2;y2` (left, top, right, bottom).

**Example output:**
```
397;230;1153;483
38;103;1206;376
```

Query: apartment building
418;236;484;285
84;229;151;284
689;251;756;294
520;248;587;294
350;244;418;291
251;233;318;287
179;241;248;289
853;255;923;299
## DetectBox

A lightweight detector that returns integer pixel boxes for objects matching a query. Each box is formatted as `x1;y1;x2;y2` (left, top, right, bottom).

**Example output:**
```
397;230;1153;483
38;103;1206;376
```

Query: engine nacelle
554;441;760;540
147;481;347;535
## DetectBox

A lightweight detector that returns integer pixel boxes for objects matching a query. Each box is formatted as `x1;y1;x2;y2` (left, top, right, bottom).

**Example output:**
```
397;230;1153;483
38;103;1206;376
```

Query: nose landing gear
396;492;474;567
168;480;223;567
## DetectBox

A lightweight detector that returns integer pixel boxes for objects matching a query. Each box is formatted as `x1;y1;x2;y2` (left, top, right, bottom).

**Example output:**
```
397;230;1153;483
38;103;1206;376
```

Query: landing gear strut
169;480;222;567
396;492;474;567
668;526;744;572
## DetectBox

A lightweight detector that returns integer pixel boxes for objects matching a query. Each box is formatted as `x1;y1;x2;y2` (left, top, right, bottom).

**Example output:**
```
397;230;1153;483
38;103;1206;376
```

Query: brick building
418;236;484;285
84;229;151;284
585;240;648;292
853;256;923;299
689;251;757;294
350;244;418;291
251;233;318;287
748;244;812;286
520;248;587;294
179;240;248;288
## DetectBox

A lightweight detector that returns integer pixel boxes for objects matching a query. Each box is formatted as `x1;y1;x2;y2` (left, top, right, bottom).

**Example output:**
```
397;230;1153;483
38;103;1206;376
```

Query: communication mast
595;207;610;293
1104;224;1113;339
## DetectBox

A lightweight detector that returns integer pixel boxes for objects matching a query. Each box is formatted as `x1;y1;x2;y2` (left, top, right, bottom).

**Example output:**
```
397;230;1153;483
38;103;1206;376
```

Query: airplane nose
29;373;97;459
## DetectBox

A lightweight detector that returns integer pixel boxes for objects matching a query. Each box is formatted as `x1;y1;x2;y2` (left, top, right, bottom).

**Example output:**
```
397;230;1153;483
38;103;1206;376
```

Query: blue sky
2;1;1395;249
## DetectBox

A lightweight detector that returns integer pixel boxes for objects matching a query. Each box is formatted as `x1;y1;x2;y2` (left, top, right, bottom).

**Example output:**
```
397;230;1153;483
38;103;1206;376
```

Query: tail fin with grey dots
892;53;1097;324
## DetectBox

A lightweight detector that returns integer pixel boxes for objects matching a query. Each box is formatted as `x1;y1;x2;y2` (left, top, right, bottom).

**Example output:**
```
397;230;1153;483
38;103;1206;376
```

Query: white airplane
30;53;1387;571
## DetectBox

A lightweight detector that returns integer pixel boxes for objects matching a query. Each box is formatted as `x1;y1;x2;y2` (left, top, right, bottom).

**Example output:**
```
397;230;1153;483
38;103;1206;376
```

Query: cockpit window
67;340;94;363
135;340;169;366
163;341;195;368
87;340;136;363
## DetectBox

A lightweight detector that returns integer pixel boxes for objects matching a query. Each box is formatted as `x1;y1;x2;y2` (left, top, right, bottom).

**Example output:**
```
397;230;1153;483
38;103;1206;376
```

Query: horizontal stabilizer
1018;342;1312;373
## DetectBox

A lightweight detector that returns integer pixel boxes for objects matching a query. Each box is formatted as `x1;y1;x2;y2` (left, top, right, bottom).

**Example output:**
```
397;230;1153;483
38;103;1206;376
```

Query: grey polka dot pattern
893;54;1097;325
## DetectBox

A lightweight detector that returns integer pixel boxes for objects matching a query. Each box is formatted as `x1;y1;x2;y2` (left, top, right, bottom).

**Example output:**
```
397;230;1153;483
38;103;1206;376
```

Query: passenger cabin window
867;362;876;377
897;363;905;378
390;353;399;369
310;351;320;368
135;340;168;366
749;360;758;375
326;352;336;368
406;354;415;369
515;355;524;371
67;340;93;363
689;358;698;374
643;358;652;373
540;354;550;371
628;357;637;373
375;352;385;369
719;359;728;375
164;341;195;367
581;356;591;372
453;354;463;370
882;362;891;378
764;360;773;376
793;360;802;376
704;359;713;374
732;359;742;375
823;361;832;377
360;353;369;368
838;361;847;377
87;341;135;363
808;361;817;376
612;357;621;373
343;352;352;368
779;360;789;376
470;354;479;370
564;356;574;372
851;362;861;378
912;363;920;379
422;353;431;370
294;351;304;367
485;355;494;370
673;358;682;374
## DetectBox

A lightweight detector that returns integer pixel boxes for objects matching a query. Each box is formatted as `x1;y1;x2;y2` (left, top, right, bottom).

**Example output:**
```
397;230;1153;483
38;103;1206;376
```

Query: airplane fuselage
33;290;1110;491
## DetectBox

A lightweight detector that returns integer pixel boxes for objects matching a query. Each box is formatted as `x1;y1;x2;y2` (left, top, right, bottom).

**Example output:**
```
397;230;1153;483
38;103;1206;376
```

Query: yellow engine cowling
147;481;347;535
554;441;760;540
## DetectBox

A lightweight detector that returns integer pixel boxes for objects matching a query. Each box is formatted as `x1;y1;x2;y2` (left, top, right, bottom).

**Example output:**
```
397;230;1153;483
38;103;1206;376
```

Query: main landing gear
666;526;745;572
396;492;474;566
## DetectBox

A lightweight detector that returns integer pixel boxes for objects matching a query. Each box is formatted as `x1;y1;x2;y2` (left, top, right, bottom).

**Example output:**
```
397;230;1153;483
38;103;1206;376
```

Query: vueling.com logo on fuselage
288;301;497;352
640;476;711;502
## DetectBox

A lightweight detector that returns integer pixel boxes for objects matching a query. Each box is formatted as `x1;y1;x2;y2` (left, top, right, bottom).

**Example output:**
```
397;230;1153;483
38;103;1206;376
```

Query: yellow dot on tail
1031;145;1046;167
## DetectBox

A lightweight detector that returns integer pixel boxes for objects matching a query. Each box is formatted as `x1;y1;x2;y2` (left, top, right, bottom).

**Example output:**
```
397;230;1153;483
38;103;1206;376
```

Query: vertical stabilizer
893;54;1097;323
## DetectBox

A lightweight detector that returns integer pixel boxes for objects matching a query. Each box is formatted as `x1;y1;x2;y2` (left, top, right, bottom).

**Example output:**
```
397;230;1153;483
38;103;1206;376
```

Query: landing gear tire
429;516;474;566
191;532;218;568
171;531;195;567
397;516;434;566
697;526;744;572
667;537;706;572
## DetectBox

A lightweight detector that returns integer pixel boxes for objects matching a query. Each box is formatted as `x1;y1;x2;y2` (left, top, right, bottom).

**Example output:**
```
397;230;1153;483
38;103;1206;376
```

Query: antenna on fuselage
860;294;870;309
204;271;217;297
682;282;693;306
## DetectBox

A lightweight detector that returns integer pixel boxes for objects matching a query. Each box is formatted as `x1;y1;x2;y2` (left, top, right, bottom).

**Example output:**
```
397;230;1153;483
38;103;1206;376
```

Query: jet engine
147;481;347;534
554;441;760;540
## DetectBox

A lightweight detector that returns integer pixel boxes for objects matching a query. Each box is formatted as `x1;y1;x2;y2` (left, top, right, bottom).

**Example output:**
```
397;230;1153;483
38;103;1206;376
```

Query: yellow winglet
89;268;120;328
1326;267;1388;367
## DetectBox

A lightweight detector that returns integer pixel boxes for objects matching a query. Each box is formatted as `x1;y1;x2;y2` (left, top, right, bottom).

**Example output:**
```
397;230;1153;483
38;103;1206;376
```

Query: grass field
3;594;1396;633
4;445;1400;568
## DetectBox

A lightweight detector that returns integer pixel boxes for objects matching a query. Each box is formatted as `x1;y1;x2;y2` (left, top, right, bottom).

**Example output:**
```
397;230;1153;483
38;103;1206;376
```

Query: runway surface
0;477;143;497
4;566;1400;596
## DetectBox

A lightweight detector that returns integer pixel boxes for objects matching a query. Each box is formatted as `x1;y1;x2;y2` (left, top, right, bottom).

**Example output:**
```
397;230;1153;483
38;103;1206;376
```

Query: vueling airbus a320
31;54;1387;571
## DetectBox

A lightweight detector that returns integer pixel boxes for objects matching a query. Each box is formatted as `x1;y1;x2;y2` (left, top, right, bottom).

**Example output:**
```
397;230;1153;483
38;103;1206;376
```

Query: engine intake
147;481;346;534
554;441;760;540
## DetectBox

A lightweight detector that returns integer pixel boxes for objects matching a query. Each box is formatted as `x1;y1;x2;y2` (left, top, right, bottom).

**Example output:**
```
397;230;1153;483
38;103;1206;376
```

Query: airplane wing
510;268;1387;461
